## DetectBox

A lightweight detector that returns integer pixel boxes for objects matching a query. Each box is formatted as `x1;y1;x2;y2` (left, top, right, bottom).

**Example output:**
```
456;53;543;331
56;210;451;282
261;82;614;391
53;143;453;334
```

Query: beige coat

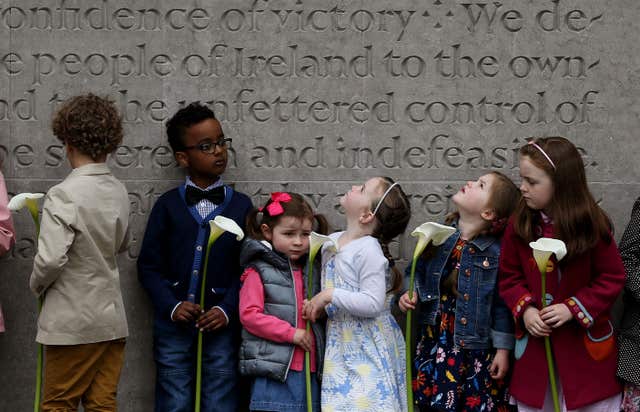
30;163;130;345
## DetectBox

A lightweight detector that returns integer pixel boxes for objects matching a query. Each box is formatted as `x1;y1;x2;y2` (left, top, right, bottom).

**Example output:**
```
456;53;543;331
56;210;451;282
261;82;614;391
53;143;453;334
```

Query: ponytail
376;238;403;294
313;213;329;235
370;177;411;294
245;208;265;240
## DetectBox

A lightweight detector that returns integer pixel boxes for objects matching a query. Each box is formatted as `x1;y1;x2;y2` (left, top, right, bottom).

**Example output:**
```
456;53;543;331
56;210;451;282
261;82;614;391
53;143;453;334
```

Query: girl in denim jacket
400;172;519;412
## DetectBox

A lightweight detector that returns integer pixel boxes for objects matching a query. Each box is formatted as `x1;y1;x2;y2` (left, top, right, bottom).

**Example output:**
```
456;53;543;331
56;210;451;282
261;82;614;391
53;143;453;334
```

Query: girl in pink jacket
0;171;16;332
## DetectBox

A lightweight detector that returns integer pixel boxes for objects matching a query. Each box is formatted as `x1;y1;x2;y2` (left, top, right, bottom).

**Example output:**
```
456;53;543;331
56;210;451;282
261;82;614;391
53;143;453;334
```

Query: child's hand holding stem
302;288;334;322
293;329;313;352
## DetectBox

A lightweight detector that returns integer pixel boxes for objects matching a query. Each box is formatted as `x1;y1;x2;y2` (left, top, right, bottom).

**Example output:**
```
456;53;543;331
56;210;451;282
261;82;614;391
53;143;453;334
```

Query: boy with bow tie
138;102;252;412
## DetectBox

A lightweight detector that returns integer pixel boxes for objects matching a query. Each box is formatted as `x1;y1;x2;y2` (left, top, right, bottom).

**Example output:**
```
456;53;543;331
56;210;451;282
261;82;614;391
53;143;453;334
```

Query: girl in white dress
303;176;411;412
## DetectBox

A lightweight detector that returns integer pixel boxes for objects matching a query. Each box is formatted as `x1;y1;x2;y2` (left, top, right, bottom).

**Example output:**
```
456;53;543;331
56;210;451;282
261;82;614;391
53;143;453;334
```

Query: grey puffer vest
238;238;325;383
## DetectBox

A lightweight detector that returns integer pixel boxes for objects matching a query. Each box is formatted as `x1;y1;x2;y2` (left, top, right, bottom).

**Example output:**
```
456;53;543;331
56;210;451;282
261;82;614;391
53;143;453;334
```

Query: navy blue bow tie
185;185;225;206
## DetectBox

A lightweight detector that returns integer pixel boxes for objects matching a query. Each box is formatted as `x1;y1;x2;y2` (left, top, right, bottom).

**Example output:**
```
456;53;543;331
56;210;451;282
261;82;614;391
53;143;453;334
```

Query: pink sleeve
239;267;297;344
0;174;15;255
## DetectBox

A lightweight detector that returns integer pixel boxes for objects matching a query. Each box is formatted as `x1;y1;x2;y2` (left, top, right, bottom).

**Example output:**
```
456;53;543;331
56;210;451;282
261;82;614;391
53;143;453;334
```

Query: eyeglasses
182;138;232;154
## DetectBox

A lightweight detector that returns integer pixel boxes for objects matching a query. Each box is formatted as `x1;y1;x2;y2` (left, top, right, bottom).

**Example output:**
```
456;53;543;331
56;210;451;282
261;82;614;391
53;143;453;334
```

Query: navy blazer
138;186;252;324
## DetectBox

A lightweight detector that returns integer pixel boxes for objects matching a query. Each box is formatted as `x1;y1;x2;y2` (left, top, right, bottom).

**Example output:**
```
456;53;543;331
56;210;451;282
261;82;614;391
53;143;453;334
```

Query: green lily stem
540;270;561;412
195;331;204;412
195;237;215;412
305;261;313;412
34;220;42;412
34;298;42;412
405;257;418;412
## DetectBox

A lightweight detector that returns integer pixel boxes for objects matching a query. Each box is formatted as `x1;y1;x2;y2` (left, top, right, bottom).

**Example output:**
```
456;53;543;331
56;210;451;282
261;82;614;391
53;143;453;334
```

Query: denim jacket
407;226;514;350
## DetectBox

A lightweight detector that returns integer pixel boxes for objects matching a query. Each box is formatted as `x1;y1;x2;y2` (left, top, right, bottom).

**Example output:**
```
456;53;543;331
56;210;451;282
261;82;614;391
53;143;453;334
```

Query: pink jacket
0;172;15;255
499;218;623;409
0;172;16;332
239;267;316;372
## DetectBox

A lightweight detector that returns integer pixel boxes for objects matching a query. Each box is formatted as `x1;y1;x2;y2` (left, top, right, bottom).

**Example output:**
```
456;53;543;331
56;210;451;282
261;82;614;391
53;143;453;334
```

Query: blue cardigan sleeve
212;198;253;325
137;198;180;320
214;238;242;325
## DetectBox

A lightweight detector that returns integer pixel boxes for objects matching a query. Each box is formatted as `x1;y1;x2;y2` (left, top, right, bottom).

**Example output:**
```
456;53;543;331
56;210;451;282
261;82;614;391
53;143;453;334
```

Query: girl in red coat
499;137;624;411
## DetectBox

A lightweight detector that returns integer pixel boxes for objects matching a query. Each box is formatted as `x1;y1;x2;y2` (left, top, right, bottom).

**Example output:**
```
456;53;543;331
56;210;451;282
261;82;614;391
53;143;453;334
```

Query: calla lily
209;215;244;244
195;216;244;412
7;192;44;211
411;222;457;260
304;232;336;411
8;192;44;235
530;238;567;273
529;237;567;412
309;232;336;263
8;192;45;412
406;222;455;412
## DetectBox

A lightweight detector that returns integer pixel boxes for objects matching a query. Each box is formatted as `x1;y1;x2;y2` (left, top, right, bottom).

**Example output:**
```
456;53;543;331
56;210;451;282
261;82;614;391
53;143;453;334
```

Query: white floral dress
320;233;407;412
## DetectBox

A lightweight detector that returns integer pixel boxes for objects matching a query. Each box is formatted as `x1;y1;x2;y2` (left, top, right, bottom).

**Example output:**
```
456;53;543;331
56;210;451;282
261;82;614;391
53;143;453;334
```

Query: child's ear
481;209;496;222
260;223;273;241
359;210;376;225
175;151;189;168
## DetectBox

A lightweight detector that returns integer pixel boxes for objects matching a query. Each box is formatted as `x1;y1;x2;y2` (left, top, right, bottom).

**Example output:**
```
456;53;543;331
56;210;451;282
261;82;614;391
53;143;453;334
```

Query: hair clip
263;192;292;217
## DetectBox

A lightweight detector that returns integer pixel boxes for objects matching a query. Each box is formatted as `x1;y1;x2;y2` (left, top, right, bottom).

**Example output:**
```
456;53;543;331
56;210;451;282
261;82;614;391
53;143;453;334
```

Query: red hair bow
259;192;292;216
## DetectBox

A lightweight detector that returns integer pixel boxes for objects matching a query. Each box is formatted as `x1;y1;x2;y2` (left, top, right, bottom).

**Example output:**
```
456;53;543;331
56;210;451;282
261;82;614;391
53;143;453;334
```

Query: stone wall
1;0;638;409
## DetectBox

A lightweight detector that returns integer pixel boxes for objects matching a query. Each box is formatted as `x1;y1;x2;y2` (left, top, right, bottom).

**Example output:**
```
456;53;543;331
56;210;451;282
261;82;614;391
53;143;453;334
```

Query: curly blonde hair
52;94;123;159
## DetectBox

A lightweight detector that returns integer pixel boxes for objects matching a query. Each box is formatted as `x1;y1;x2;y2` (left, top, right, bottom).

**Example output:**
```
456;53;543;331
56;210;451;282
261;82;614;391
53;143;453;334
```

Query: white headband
372;182;399;216
528;141;556;170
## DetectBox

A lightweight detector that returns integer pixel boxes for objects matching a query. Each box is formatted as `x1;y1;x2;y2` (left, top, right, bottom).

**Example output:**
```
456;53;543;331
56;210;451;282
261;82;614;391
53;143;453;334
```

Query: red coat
498;220;624;409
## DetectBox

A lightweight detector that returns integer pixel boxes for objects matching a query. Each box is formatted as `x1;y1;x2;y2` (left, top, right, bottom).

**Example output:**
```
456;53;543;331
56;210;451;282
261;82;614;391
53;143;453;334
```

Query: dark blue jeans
153;317;239;412
250;371;320;412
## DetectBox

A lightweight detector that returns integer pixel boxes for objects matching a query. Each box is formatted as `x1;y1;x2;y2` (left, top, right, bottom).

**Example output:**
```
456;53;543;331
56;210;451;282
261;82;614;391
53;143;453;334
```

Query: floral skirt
623;382;640;412
413;294;514;412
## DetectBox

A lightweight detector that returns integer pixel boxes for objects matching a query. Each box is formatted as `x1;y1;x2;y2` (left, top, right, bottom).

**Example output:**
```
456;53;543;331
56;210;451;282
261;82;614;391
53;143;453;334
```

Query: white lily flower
8;191;46;411
309;232;336;263
7;192;44;211
8;192;45;234
410;222;456;260
208;215;244;245
529;238;567;273
528;237;566;412
305;234;335;409
195;215;244;412
404;221;456;412
8;192;44;220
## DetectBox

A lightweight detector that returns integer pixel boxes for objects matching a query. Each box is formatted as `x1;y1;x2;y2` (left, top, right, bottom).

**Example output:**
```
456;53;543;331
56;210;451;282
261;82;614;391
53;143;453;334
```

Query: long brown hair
442;171;520;295
513;136;611;259
246;192;329;241
371;177;412;294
